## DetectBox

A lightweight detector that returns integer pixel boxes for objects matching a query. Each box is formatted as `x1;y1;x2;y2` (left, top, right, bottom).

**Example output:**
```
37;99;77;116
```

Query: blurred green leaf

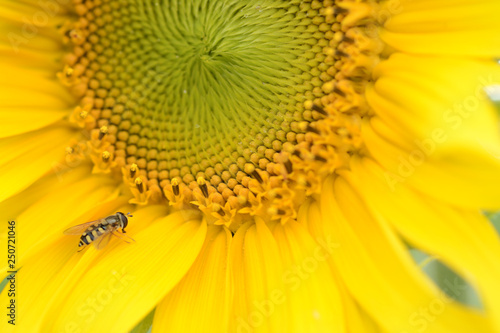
410;249;482;309
130;309;155;333
0;275;8;293
485;211;500;234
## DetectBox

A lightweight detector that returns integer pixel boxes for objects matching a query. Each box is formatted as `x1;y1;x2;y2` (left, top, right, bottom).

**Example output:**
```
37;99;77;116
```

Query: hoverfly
64;212;134;251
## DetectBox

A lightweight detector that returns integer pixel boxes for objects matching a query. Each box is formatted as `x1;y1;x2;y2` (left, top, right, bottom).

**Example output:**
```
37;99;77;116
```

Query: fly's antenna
126;212;133;217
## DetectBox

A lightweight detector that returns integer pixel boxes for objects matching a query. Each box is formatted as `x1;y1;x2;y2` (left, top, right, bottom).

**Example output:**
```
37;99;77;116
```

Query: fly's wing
93;229;114;250
63;218;105;235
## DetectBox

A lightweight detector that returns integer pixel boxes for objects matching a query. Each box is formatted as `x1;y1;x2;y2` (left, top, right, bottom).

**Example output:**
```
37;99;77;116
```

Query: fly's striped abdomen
78;224;108;247
65;212;132;251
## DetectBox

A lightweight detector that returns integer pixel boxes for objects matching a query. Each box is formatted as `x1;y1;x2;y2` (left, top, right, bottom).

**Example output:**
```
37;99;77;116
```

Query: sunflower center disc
67;1;332;188
62;0;374;227
122;1;320;182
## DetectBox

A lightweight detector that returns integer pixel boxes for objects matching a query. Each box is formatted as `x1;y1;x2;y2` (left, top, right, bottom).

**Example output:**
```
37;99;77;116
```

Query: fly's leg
112;231;135;243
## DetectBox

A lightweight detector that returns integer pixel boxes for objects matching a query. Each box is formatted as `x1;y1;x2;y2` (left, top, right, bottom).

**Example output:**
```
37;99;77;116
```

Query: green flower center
61;0;375;226
117;1;326;183
65;1;332;186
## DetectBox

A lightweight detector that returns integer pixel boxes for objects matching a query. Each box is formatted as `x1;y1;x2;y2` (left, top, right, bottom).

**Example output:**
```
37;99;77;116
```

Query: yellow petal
319;174;496;333
0;164;89;225
296;198;322;240
0;65;75;101
44;210;206;332
272;221;346;332
14;176;122;268
346;157;500;331
152;225;232;332
336;276;381;333
229;219;288;333
0;165;96;276
0;22;63;53
364;54;500;209
363;120;500;209
229;218;345;333
0;195;133;279
369;54;500;146
0;42;60;71
0;109;69;138
0;206;167;332
0;125;78;202
0;80;72;105
0;236;81;332
0;64;76;139
0;87;70;108
0;1;67;53
381;0;500;57
300;199;381;332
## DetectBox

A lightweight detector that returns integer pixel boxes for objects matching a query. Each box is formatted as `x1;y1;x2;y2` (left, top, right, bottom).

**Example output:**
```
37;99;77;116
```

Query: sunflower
2;0;500;332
